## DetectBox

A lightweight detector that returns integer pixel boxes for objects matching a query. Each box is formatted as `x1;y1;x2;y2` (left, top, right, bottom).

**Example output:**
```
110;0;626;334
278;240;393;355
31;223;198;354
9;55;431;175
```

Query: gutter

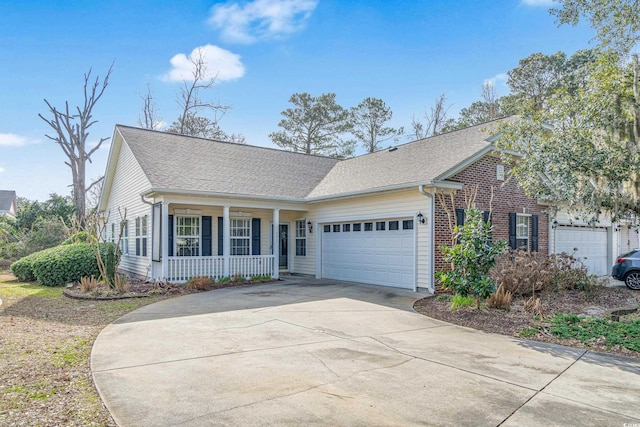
142;188;308;205
418;184;436;294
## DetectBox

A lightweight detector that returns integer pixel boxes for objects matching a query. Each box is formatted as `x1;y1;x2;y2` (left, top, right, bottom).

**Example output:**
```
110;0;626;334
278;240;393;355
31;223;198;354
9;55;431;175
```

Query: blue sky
0;0;594;202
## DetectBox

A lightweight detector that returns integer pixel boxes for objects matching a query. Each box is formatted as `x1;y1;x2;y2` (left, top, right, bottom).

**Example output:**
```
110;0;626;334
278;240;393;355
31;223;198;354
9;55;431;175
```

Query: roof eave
143;188;308;204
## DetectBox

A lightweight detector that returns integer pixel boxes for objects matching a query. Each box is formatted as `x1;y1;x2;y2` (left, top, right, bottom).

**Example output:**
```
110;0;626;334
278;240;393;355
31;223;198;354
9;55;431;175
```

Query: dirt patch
413;285;640;359
0;273;273;426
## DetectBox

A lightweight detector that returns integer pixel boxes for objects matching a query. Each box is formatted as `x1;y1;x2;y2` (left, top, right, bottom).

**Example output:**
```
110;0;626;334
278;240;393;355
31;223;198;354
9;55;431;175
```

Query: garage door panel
556;226;608;276
321;220;414;289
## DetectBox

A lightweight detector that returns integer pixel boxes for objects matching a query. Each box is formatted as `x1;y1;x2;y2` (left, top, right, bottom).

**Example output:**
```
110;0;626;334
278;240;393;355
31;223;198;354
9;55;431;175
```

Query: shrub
436;208;508;304
11;242;117;287
10;251;41;281
185;276;214;291
490;250;597;297
61;231;92;245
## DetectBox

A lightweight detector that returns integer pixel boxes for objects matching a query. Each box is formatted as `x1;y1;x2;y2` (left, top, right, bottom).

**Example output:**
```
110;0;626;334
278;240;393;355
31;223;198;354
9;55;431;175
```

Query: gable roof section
306;120;504;200
0;190;16;215
116;125;340;200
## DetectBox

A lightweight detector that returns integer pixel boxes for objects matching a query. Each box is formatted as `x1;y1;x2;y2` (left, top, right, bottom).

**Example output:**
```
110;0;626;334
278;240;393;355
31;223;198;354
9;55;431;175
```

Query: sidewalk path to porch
92;277;640;426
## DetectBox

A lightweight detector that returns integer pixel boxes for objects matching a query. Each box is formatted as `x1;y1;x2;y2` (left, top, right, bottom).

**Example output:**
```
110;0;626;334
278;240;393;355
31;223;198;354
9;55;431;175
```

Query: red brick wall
434;155;548;281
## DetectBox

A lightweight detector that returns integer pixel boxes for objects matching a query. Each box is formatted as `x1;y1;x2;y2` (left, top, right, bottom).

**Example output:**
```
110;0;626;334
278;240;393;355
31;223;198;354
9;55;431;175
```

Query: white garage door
321;219;415;289
555;226;609;275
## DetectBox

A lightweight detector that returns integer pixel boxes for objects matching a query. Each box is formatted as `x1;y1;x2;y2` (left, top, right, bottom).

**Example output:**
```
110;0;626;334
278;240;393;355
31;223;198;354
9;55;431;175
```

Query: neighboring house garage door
320;219;415;289
555;226;609;275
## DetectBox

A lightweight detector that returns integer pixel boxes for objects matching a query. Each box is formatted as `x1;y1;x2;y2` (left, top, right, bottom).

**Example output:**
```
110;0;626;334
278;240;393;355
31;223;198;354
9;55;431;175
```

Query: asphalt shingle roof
307;120;503;199
117;126;340;200
116;119;505;201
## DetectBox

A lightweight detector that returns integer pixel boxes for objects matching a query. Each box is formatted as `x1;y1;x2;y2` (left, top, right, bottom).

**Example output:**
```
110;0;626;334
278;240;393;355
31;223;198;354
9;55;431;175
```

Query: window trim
175;215;201;257
295;219;306;257
120;220;129;255
516;213;530;250
230;217;251;256
135;216;148;257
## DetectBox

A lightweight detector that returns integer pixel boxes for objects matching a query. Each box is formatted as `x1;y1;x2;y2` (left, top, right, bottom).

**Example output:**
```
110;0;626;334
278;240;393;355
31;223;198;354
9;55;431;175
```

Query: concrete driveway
92;277;640;427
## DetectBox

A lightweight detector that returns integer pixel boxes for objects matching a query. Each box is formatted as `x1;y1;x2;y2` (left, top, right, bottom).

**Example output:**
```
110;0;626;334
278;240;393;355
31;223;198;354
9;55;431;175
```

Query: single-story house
0;190;17;219
98;120;633;292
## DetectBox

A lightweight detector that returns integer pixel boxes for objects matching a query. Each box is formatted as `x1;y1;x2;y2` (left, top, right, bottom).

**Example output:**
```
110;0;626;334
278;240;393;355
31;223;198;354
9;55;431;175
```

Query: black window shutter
508;212;516;249
531;214;539;252
455;208;465;227
217;217;223;256
252;218;261;255
136;238;140;256
168;215;174;256
202;216;212;256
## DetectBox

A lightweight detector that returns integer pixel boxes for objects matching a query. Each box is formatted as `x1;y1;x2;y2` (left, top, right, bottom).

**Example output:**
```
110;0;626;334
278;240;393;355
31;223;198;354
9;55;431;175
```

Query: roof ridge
115;124;342;162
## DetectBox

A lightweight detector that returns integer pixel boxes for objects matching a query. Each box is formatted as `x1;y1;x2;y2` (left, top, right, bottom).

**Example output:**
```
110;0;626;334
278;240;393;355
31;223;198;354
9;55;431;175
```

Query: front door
279;224;288;269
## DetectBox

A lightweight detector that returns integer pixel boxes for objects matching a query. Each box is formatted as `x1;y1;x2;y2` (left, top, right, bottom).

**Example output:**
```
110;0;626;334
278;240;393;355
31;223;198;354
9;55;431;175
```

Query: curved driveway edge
92;277;640;426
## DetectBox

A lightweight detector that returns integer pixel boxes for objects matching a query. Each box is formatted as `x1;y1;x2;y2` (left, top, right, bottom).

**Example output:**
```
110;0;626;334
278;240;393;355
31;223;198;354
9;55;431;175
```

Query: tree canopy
350;97;403;153
494;0;640;221
269;92;354;157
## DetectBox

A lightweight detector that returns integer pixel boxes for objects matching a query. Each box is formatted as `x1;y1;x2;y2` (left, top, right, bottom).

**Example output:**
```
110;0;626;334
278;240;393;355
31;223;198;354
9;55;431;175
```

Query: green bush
61;231;92;245
10;251;41;281
11;243;118;287
436;208;508;304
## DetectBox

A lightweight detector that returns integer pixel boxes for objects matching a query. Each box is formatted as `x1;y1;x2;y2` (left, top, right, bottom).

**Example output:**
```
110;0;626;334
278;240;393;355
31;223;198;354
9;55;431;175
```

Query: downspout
141;194;154;206
419;184;436;294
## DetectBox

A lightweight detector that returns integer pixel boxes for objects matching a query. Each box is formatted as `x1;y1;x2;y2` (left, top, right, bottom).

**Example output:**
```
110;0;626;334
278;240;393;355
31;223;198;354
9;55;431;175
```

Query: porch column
273;208;280;279
223;205;230;277
161;201;169;280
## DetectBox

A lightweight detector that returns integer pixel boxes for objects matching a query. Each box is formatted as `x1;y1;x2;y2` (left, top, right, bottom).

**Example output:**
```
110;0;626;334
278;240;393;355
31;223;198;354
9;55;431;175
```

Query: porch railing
166;255;274;282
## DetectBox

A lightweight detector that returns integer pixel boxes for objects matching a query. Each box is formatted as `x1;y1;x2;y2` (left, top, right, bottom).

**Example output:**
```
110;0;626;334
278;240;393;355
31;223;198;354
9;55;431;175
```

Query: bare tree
137;84;162;130
173;48;231;136
411;93;453;139
39;64;113;224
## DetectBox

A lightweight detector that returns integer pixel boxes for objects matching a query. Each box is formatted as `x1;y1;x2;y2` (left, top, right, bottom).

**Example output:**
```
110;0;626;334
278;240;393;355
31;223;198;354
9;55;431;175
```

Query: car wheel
624;271;640;290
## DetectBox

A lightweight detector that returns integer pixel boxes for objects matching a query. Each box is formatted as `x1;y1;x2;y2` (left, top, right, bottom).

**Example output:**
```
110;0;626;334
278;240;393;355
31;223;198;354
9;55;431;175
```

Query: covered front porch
149;194;311;283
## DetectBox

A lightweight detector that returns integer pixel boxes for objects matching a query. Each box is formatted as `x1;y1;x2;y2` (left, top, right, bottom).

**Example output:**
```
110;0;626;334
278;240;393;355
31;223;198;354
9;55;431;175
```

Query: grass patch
450;294;475;310
549;313;640;352
517;326;540;338
0;282;62;298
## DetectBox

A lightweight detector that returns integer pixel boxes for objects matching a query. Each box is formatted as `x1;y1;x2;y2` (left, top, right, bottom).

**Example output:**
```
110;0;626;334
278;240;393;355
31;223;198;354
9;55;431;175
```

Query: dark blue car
612;250;640;290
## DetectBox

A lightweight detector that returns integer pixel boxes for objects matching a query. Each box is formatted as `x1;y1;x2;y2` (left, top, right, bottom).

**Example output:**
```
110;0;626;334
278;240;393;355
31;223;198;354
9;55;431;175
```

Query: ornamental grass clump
487;284;512;310
185;276;214;291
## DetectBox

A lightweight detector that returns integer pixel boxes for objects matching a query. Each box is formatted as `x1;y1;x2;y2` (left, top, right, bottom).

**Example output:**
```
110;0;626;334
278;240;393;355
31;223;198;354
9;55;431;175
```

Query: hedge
60;231;92;245
10;243;118;286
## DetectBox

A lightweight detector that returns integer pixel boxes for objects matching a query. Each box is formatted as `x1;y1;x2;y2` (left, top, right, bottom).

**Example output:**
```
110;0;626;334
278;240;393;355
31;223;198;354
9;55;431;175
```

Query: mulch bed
413;285;640;359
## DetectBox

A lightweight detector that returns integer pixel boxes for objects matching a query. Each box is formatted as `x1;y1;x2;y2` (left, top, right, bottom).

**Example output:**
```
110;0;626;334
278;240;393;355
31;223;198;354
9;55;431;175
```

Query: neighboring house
98;120;624;292
0;190;17;219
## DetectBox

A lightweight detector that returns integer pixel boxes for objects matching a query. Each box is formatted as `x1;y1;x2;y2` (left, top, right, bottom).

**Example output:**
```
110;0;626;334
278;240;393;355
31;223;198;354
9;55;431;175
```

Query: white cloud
209;0;318;44
163;45;245;82
484;73;508;87
520;0;554;6
0;166;5;174
0;133;39;147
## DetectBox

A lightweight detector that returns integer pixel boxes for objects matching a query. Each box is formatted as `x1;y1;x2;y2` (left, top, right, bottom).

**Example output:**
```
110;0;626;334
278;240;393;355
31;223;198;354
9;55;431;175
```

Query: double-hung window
176;216;200;256
295;220;306;256
135;216;148;257
120;221;129;255
231;218;251;255
516;214;529;250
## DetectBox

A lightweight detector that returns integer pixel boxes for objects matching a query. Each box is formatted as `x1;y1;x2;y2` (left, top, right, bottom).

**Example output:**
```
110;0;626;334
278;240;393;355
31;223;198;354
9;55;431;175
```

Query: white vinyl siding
102;137;153;277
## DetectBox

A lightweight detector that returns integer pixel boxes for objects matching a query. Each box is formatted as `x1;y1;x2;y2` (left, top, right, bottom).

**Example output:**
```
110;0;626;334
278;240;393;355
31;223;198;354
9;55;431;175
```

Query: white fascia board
305;181;431;203
142;189;309;211
97;127;124;213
